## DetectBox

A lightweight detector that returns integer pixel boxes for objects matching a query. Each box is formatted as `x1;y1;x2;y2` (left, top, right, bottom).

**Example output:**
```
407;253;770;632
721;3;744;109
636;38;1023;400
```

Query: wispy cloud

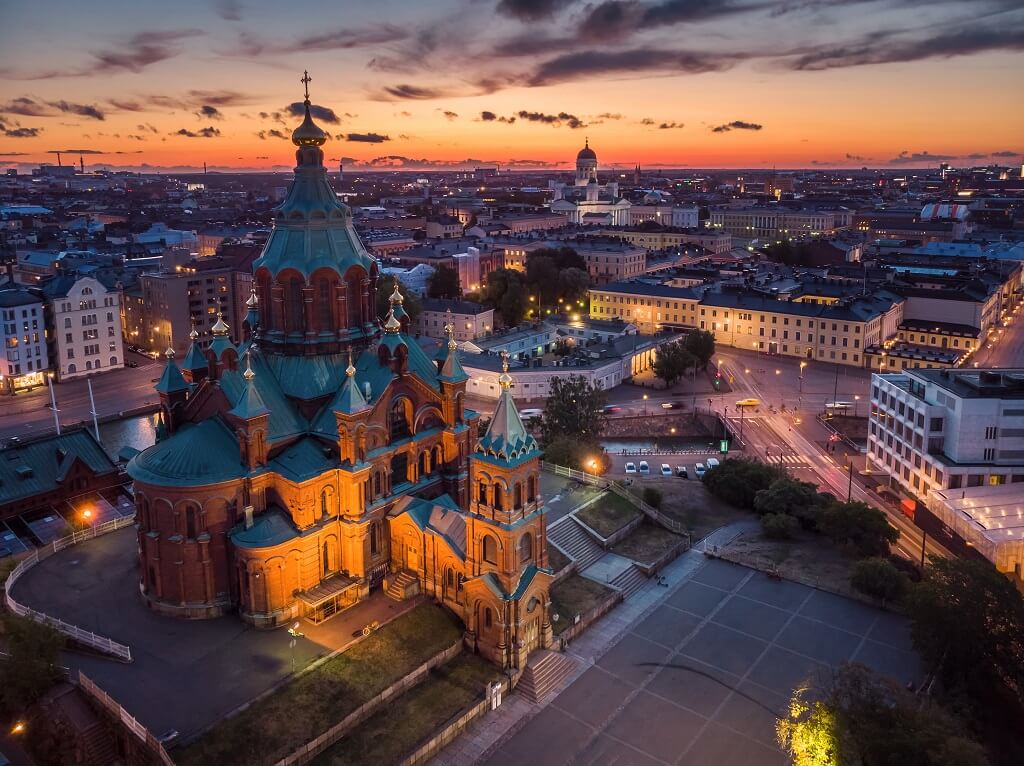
285;102;340;124
345;133;391;143
175;126;221;138
480;111;517;123
711;120;762;132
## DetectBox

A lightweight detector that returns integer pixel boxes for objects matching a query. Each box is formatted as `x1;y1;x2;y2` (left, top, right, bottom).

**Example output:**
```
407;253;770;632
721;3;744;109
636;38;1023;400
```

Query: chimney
243;505;254;529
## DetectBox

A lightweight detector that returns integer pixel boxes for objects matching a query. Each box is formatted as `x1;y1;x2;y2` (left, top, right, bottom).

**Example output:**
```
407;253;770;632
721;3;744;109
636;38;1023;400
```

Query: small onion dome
577;138;596;161
211;312;230;335
383;307;401;334
165;343;176;359
389;284;404;305
292;100;328;147
188;324;199;341
246;288;258;308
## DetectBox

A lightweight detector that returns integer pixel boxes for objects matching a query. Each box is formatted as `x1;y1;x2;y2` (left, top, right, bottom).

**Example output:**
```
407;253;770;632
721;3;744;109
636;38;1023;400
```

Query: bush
701;457;787;510
753;477;828;530
762;513;798;540
818;501;898;557
642;487;663;509
0;614;64;718
851;557;909;603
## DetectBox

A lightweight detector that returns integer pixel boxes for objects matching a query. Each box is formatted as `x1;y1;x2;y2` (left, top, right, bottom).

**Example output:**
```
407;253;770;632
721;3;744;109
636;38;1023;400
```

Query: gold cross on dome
500;350;510;373
301;70;311;100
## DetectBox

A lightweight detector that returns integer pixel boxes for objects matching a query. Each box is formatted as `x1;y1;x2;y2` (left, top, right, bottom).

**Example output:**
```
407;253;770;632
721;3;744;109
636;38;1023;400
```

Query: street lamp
287;622;305;674
854;394;861;417
799;361;807;394
642;394;649;415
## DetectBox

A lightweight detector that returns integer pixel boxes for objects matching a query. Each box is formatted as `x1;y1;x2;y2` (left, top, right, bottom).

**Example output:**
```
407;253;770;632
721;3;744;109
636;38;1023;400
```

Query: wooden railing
3;516;135;662
541;461;690;539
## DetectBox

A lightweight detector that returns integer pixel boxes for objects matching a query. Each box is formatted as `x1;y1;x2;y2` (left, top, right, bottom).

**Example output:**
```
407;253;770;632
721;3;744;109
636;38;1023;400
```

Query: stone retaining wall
556;588;623;649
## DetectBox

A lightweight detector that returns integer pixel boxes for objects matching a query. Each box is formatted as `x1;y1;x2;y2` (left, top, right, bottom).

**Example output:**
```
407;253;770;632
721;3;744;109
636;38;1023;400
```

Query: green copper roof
229;508;298;549
263;352;348;400
332;370;369;415
270;437;335;482
0;429;117;506
154;356;189;394
209;333;234;361
229;375;270;420
181;340;208;373
128;418;245;486
218;353;307;441
476;388;537;462
439;344;468;383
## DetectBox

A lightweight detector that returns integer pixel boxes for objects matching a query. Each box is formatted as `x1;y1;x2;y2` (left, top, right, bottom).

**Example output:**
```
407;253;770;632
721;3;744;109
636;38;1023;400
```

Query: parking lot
484;558;922;766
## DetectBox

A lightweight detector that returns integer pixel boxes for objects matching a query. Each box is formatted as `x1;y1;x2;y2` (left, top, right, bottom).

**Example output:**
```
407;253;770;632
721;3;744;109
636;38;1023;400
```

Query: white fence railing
78;671;175;765
541;461;690;538
3;516;135;663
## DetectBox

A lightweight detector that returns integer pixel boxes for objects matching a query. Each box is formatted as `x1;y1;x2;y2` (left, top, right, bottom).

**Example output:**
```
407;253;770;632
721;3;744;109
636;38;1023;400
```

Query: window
519;533;533;564
493;482;503;511
482;535;498;565
929;417;944;432
185;505;198;539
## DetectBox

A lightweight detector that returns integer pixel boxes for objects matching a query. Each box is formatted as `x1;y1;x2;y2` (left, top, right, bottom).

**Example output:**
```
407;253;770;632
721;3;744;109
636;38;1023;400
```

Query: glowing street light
642;393;649;415
11;721;26;735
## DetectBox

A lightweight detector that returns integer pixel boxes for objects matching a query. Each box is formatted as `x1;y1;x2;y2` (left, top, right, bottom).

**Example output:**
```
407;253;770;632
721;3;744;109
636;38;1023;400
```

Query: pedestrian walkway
428;521;758;766
766;454;809;467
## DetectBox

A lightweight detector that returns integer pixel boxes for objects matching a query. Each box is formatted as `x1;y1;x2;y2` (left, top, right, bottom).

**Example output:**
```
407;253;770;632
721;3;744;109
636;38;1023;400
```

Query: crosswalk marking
766;454;808;467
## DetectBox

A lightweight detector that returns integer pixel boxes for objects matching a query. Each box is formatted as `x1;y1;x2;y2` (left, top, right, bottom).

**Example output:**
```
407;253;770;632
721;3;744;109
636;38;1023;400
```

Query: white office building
0;280;48;394
869;368;1024;579
43;275;124;381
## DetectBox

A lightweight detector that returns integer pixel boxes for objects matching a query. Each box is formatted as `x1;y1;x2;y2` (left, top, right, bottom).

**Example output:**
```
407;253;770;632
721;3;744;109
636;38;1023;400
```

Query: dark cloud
380;84;447;100
0;97;105;120
213;0;243;21
346;133;391;143
46;148;106;154
991;150;1020;157
640;117;656;125
578;1;641;41
659;121;684;129
190;90;254;106
49;101;105;120
442;110;459;120
2;126;41;138
228;25;407;56
845;153;868;161
197;105;224;120
528;48;737;86
138;123;159;133
480;111;517;123
69;29;203;77
256;129;289;140
516;110;586;128
711;120;762;132
175;126;221;138
887;150;957;164
577;0;765;42
285;102;340;124
496;0;574;21
0;152;31;156
597;112;623;120
785;23;1024;71
642;0;766;26
0;97;50;116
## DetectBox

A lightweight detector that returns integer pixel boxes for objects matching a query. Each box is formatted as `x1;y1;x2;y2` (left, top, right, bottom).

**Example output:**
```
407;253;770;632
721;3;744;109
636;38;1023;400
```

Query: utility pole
846;460;854;502
87;379;100;443
47;373;60;434
920;530;927;569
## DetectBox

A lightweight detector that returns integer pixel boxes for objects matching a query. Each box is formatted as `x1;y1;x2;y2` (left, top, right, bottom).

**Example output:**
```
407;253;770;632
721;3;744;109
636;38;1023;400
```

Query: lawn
549;573;617;636
629;477;750;541
548;544;571;574
576;492;641;538
313;653;499;766
176;603;464;766
612;521;686;565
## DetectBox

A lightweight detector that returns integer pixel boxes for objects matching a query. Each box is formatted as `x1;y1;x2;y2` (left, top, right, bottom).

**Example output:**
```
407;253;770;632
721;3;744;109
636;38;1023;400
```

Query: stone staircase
82;722;119;766
385;570;419;602
609;564;649;598
517;650;578;703
549;519;605;570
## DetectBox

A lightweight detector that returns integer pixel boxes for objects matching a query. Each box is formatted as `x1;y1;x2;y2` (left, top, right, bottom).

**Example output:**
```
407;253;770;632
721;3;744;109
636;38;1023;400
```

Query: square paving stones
646;659;736;717
551;666;635;728
745;645;831;694
799;590;879;636
575;734;666;766
711;595;791;642
715;683;786;747
690;558;752;591
666;580;729;617
737;573;814;611
679;622;769;678
774;616;862;666
632;604;702;648
604;689;706;763
497;705;594;766
851;639;923;687
867;610;917;652
596;634;674;687
681;722;787;766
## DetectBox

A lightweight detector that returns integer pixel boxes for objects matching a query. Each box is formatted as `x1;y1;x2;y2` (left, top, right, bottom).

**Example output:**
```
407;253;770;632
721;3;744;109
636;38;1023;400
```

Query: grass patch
313;653;499;766
723;528;862;597
548;544;571;574
631;477;749;541
576;492;641;538
612;521;685;565
549;574;616;636
176;603;463;766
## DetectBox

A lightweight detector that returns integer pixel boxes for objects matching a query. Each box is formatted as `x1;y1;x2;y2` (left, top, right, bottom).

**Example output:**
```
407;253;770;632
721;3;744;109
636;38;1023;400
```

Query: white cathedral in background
550;140;632;226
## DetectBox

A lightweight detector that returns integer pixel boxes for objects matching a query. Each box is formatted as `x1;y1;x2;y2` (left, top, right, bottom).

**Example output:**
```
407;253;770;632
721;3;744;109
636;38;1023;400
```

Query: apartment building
709;208;837;240
597;227;732;255
589;282;702;333
0;280;48;394
42;275;123;381
417;298;494;342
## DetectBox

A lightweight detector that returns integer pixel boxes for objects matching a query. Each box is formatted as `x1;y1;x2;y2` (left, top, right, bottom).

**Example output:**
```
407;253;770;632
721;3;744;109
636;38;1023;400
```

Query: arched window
432;446;442;473
68;363;76;373
519;533;533;564
389;398;411;441
419;451;428;478
109;356;118;366
320;489;332;518
484;607;493;629
482;535;498;565
527;475;537;503
493;483;503;512
478;481;487;504
346;274;363;327
322;541;332;575
514;483;523;510
374;472;382;497
85;360;92;371
185;505;198;539
370;521;382;555
446;568;456;593
286;277;304;333
316;278;333;331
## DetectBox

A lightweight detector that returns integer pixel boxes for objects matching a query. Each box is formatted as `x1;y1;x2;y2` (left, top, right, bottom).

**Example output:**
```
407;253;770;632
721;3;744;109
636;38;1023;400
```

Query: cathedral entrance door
522;618;539;655
406;544;420;572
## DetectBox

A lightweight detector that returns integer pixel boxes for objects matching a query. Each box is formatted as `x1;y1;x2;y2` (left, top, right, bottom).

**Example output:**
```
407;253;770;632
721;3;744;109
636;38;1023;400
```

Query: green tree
642;487;663;509
427;264;461;299
818;501;898;557
905;556;1024;763
543;436;609;473
653;342;697;388
484;268;528;326
540;374;607;446
778;664;990;766
850;557;908;604
762;512;798;539
557;267;591;306
0;614;65;717
682;329;715;369
375;276;422;324
753;477;827;530
524;255;560;304
701;457;787;510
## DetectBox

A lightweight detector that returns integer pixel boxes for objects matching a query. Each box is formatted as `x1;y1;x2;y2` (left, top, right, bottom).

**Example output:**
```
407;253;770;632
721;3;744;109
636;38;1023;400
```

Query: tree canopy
754;477;829;530
701;457;788;510
427;264;462;299
484;268;528;326
541;374;607;447
0;614;64;718
817;500;898;557
682;329;716;369
653;341;697;387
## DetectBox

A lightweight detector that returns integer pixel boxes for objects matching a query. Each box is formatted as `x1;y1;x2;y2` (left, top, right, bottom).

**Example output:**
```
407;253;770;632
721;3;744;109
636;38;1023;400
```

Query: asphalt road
960;300;1024;368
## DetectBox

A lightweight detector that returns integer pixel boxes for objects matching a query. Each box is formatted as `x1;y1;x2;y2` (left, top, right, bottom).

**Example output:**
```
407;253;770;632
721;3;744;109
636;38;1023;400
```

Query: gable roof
0;429;118;506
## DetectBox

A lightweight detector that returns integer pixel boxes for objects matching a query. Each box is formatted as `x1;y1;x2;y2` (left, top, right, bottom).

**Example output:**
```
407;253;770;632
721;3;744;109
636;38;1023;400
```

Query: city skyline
1;0;1023;172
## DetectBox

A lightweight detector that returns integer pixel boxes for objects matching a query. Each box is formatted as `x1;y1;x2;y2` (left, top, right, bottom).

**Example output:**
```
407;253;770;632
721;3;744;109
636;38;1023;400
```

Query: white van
706;457;721;470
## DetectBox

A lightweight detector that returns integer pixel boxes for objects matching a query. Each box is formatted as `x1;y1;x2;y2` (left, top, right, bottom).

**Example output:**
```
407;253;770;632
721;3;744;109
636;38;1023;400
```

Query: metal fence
3;516;135;662
541;461;690;538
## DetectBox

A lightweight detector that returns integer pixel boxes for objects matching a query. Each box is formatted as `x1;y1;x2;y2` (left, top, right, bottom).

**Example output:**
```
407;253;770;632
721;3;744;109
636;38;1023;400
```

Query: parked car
660;463;672;476
706;457;721;470
694;462;707;478
676;465;688;478
625;462;637;474
638;460;650;474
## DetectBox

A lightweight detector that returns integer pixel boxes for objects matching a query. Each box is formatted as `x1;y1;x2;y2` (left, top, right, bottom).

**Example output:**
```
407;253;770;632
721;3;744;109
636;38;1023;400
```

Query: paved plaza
481;558;922;766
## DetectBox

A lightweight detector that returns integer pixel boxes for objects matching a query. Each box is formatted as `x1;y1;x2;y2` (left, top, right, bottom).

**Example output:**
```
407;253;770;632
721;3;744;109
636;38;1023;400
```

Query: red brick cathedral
127;85;554;668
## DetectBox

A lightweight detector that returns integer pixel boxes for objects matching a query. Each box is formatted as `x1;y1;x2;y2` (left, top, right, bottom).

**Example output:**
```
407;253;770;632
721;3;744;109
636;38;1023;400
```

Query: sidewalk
429;521;757;766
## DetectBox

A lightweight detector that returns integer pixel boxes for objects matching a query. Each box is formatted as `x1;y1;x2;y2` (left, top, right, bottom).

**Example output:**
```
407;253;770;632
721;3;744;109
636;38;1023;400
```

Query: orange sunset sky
1;0;1022;172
